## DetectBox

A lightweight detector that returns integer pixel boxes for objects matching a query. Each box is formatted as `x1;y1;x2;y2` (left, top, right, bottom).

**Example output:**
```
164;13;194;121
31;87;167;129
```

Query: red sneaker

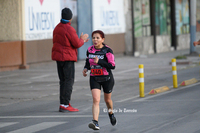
59;105;79;112
69;103;79;112
69;103;79;111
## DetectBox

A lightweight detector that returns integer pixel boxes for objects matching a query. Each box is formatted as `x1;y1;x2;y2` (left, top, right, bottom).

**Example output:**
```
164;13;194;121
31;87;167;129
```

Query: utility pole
190;0;197;55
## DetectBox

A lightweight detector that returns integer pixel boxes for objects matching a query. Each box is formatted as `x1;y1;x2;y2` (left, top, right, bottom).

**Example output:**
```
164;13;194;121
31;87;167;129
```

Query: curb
169;61;191;65
149;86;170;95
180;78;198;86
148;78;199;96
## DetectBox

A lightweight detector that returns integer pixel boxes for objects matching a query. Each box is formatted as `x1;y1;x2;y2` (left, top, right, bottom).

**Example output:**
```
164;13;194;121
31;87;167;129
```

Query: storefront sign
24;0;60;40
92;0;125;34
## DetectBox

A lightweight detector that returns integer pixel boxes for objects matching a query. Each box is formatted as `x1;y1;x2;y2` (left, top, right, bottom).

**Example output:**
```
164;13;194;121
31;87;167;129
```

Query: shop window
196;0;200;32
155;0;171;35
133;0;151;37
175;0;189;35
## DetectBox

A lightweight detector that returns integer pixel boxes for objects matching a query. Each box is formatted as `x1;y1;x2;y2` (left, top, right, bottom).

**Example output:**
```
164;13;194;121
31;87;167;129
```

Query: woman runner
82;30;117;130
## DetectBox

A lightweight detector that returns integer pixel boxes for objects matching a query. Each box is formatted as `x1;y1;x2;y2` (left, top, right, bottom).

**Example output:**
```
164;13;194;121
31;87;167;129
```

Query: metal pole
150;0;156;53
190;0;197;54
171;0;177;50
131;0;136;56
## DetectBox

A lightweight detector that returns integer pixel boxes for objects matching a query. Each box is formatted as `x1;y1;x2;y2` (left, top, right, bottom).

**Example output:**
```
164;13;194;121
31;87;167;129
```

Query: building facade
125;0;200;56
0;0;200;72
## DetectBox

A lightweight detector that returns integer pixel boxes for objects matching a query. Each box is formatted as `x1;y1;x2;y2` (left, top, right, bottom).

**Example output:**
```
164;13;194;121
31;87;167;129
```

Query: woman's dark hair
92;30;105;38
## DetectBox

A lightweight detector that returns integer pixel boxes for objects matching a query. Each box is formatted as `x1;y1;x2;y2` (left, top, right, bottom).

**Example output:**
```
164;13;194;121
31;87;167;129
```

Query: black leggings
90;74;114;93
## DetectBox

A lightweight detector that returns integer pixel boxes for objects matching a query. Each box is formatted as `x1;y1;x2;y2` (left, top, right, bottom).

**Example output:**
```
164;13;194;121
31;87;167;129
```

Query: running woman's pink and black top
84;44;115;93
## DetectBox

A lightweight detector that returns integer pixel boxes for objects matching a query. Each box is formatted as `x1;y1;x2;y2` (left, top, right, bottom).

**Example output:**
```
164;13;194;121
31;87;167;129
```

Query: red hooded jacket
52;22;84;62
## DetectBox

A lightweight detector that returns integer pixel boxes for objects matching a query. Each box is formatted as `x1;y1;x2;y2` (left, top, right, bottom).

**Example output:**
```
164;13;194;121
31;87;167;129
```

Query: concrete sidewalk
0;47;200;107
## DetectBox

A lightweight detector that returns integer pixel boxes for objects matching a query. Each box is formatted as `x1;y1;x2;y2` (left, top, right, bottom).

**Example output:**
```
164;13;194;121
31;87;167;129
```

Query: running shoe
109;113;117;126
88;120;100;130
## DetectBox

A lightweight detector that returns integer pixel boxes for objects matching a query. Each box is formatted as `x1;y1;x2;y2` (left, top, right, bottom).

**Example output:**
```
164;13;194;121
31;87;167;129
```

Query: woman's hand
93;56;99;64
82;68;88;77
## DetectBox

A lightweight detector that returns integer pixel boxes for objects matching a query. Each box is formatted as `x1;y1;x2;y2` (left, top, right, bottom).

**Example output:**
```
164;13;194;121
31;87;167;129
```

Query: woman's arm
97;51;115;69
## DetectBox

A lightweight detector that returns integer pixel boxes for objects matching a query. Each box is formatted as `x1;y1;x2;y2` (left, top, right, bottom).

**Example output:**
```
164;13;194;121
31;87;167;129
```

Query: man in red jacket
52;8;89;112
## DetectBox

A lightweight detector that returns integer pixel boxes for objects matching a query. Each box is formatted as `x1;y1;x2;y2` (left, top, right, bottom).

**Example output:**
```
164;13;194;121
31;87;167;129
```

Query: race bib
91;65;103;76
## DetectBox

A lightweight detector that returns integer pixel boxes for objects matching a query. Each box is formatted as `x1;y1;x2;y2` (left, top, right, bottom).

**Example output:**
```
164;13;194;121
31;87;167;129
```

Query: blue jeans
56;61;75;105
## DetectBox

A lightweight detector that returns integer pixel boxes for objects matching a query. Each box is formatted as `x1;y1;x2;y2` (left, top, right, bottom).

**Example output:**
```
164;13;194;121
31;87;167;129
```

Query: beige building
1;0;200;72
0;0;59;71
0;0;126;72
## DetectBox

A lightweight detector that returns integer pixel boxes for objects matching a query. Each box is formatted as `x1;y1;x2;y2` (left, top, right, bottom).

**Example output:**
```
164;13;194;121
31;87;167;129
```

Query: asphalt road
0;83;200;133
1;48;200;133
0;64;200;133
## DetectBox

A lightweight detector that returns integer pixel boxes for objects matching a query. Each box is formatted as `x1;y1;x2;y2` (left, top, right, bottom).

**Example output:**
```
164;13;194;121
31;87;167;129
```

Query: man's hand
80;32;89;43
193;41;199;46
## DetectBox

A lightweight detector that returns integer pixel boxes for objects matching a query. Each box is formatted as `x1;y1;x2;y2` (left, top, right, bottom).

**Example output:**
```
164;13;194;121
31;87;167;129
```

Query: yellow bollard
199;54;200;65
171;59;178;88
139;64;145;97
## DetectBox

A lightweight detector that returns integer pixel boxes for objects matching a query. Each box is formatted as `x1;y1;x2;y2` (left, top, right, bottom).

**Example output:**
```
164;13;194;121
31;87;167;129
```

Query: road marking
0;122;18;128
0;74;18;78
114;66;171;75
116;95;140;102
7;122;66;133
114;68;138;74
135;99;200;102
141;110;200;133
85;94;92;96
30;74;50;79
0;115;100;119
10;81;32;86
46;83;58;86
